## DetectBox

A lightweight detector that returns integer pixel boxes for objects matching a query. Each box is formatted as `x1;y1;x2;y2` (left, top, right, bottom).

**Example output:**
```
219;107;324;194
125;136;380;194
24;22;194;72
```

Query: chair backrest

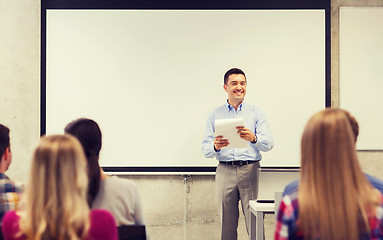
118;225;146;240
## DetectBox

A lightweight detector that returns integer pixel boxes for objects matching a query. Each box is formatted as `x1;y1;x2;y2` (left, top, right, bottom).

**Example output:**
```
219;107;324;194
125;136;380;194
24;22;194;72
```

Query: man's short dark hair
0;124;10;158
224;68;246;85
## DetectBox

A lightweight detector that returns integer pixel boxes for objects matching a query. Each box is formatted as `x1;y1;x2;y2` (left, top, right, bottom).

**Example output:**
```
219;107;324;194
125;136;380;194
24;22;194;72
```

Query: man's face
224;74;247;103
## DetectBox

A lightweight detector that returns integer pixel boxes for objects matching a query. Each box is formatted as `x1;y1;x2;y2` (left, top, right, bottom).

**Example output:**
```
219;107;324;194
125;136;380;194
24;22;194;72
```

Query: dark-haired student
65;118;145;226
0;124;23;222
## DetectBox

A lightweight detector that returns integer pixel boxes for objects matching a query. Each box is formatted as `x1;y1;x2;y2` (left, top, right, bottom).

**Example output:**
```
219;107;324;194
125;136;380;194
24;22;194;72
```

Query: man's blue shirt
202;101;274;162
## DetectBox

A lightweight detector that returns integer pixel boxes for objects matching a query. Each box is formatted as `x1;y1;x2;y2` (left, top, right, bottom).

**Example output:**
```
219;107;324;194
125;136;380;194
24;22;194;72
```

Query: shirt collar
225;100;244;112
0;173;9;180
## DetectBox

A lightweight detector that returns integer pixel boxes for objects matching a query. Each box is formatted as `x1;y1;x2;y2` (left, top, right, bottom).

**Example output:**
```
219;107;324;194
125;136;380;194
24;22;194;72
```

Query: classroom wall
0;0;40;183
330;0;383;177
1;0;383;240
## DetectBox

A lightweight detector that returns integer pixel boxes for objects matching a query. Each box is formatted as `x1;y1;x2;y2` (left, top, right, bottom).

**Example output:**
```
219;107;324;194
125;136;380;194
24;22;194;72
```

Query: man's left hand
236;126;256;142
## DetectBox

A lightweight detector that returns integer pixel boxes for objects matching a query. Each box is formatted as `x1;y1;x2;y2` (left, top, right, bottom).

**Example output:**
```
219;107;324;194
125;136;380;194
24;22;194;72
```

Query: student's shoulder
106;176;138;189
365;173;383;194
90;209;116;227
90;209;114;219
2;210;20;235
2;210;19;222
0;177;24;193
283;180;300;197
89;209;117;239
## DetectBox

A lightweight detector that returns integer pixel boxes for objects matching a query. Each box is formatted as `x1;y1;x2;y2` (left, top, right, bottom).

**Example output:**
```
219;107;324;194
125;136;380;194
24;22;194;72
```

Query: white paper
214;118;248;149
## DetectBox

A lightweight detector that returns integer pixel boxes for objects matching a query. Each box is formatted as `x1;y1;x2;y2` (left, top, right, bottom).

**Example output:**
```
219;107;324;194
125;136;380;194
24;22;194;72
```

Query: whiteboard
45;10;326;168
339;7;383;150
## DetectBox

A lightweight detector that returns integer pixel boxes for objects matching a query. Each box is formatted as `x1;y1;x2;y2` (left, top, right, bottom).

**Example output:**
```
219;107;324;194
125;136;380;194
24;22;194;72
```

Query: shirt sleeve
2;210;23;240
89;209;118;240
274;196;294;240
373;194;383;238
132;184;145;226
251;108;274;153
201;112;218;158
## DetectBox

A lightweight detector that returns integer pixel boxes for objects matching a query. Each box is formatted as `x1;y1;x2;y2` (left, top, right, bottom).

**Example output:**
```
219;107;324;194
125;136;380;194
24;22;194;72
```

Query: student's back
2;209;117;240
65;118;145;226
1;135;118;240
275;108;383;240
93;175;145;225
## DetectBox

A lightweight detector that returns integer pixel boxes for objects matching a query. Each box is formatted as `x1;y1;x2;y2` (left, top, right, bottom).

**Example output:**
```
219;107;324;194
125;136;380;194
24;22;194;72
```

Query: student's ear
223;84;228;92
3;147;11;161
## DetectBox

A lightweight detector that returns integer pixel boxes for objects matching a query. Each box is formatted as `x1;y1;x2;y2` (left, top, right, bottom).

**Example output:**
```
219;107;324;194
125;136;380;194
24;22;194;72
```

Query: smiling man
202;68;274;240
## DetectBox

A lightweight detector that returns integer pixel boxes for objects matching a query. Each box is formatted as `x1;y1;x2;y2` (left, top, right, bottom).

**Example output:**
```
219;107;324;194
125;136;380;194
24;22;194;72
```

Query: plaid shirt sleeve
275;196;292;240
276;191;383;240
0;177;23;222
368;193;383;240
275;193;302;240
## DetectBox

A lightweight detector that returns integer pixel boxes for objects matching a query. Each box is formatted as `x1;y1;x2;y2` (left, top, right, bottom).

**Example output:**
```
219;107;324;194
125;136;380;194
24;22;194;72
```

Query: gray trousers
216;161;260;240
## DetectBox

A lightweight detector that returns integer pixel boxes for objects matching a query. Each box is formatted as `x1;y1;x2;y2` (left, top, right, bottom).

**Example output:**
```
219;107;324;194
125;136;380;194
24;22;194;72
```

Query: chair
118;225;146;240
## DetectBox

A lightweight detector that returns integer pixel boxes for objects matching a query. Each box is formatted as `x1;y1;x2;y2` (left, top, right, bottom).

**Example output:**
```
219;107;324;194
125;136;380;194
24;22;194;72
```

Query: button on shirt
202;101;274;162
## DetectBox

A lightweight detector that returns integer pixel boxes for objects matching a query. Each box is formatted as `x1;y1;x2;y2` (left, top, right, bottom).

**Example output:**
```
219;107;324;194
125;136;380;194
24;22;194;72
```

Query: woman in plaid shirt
275;109;383;240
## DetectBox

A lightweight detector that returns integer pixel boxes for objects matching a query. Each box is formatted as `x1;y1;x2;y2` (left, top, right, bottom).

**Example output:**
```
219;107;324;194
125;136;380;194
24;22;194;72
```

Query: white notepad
214;118;248;149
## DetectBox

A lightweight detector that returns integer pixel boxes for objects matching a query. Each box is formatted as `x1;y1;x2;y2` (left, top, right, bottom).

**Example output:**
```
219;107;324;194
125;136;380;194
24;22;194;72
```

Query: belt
219;160;258;166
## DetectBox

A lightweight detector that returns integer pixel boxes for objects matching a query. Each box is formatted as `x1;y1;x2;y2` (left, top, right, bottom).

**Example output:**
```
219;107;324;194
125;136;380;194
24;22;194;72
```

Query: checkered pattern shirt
0;173;23;222
275;188;383;240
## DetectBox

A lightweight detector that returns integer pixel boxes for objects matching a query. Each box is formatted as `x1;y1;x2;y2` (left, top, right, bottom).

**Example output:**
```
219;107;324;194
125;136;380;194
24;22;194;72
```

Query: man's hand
214;135;229;151
236;126;256;142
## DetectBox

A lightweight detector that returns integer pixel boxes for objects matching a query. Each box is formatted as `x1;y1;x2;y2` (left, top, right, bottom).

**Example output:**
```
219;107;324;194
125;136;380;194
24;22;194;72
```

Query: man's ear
3;147;10;161
223;84;228;92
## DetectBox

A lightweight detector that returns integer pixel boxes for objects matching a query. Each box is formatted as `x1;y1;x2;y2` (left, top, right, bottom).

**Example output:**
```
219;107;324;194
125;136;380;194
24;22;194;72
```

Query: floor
146;214;275;240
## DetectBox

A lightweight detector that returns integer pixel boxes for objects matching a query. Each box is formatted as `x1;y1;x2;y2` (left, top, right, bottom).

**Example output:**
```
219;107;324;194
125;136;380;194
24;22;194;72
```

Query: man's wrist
250;134;257;143
214;145;220;152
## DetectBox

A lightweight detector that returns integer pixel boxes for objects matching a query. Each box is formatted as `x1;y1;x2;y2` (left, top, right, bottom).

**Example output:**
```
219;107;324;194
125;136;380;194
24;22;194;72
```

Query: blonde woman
275;108;383;240
1;135;118;240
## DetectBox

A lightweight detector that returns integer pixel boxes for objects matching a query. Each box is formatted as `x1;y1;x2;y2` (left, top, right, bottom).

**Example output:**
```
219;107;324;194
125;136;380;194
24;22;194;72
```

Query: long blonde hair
298;108;380;240
19;135;90;240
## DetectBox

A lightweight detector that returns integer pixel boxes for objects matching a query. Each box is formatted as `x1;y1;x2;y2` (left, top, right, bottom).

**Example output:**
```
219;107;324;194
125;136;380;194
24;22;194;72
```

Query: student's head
298;108;379;240
20;135;90;239
64;118;102;206
0;124;12;172
300;108;357;174
64;118;102;158
0;124;10;158
223;68;247;104
340;109;359;142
